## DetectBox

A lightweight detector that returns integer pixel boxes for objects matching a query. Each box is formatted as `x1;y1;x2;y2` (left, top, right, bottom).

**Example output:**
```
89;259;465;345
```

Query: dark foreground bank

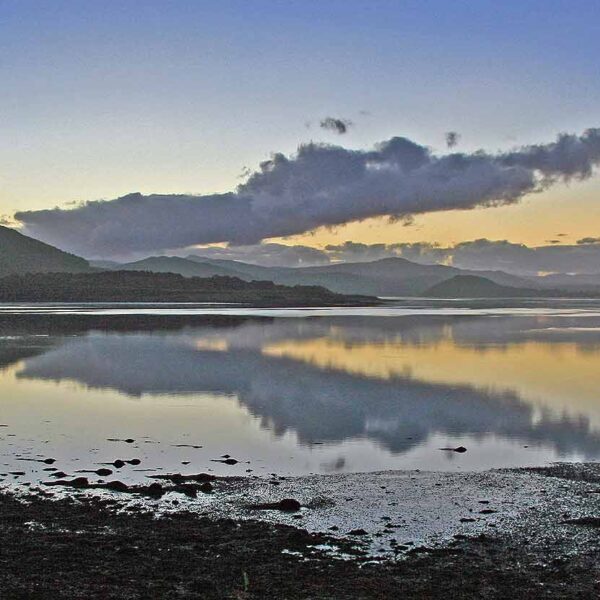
2;465;600;600
0;271;377;306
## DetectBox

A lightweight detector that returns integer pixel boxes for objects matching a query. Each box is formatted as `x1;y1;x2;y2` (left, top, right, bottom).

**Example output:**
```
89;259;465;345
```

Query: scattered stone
105;480;129;492
146;483;164;497
199;482;214;494
562;517;600;527
347;529;368;536
148;473;216;484
278;499;301;512
247;498;302;512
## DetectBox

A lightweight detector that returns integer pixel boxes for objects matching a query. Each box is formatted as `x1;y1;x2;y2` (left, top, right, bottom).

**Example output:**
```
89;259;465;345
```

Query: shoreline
2;463;600;598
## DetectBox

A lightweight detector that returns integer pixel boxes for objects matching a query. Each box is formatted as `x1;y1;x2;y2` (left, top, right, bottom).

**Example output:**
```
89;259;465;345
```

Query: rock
149;472;216;484
562;517;600;527
125;439;135;444
71;477;90;487
112;460;126;469
278;498;301;512
211;458;238;465
105;480;129;492
247;498;302;512
146;482;164;497
127;459;141;465
199;482;213;494
42;458;56;464
347;528;368;536
460;517;476;523
49;471;68;478
95;468;113;477
176;485;198;498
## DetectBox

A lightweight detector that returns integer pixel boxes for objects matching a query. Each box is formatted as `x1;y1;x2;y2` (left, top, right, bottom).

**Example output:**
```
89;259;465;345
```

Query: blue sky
1;0;599;251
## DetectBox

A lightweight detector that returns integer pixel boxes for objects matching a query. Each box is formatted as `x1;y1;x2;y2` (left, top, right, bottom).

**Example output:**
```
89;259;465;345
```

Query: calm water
2;300;600;485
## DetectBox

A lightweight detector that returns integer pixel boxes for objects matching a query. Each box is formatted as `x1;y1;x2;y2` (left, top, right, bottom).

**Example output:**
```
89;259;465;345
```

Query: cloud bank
15;128;600;258
178;238;600;275
185;242;331;268
324;239;600;275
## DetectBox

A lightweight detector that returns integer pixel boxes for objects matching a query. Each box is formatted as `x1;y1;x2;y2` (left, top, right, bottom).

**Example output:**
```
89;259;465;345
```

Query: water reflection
3;312;600;472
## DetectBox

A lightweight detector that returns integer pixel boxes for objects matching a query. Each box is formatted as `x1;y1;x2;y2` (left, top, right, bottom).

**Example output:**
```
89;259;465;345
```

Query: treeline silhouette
0;271;373;305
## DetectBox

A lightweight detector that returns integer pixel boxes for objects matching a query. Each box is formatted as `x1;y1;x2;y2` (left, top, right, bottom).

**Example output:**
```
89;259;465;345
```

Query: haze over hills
0;225;91;277
4;225;600;299
113;254;543;296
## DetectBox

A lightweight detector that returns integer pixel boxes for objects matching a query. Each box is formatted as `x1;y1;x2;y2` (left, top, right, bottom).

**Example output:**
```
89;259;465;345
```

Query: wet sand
2;463;600;598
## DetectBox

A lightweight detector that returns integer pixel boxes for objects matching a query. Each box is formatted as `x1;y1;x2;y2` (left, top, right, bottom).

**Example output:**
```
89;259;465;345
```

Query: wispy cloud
445;131;460;148
319;117;353;134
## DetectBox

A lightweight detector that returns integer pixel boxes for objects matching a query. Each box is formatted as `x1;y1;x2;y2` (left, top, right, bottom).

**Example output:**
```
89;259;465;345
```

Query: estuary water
2;299;600;486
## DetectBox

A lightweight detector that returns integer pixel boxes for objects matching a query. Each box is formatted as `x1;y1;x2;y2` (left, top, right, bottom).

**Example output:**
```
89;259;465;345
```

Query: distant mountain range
105;254;537;296
3;225;600;298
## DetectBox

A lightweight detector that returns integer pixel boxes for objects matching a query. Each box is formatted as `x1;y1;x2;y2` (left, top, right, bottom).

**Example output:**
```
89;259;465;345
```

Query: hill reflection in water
3;312;600;473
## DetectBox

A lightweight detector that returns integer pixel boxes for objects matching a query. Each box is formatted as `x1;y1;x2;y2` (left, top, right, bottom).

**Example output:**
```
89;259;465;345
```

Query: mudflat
2;463;600;599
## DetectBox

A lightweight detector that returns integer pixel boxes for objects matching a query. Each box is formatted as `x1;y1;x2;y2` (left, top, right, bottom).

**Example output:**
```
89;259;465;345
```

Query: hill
119;256;247;279
0;225;91;276
116;255;533;296
424;275;541;298
0;271;376;306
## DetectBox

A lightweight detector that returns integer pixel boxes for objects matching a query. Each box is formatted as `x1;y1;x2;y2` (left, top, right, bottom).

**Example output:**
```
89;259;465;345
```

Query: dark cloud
445;131;460;148
15;128;600;258
319;117;353;134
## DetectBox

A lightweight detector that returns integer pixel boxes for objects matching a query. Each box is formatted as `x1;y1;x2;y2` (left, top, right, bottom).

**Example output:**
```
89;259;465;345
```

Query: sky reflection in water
2;303;600;481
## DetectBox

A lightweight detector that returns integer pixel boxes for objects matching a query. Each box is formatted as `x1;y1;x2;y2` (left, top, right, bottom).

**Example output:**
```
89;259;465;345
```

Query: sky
1;0;600;267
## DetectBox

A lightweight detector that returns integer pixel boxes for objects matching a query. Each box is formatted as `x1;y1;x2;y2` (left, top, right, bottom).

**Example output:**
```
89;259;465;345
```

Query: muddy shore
2;463;600;599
